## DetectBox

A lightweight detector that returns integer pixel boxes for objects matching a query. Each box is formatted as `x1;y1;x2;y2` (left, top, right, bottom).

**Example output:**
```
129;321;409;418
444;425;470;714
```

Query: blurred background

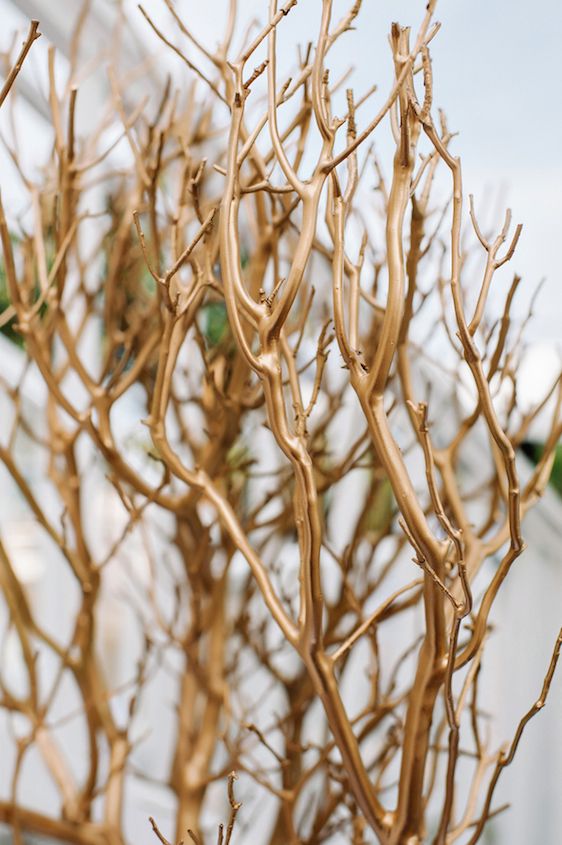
0;1;560;843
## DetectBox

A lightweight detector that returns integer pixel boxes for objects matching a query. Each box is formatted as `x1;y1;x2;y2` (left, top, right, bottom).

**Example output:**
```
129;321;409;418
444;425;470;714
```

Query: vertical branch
0;20;41;109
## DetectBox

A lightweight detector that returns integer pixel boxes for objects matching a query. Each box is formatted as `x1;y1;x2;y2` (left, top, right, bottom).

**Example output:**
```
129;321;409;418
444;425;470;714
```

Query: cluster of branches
0;3;560;845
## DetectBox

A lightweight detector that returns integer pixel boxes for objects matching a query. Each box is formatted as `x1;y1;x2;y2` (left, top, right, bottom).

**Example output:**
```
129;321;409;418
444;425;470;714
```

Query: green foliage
522;441;562;496
0;233;23;347
202;301;229;348
552;446;562;494
0;231;52;348
363;477;395;539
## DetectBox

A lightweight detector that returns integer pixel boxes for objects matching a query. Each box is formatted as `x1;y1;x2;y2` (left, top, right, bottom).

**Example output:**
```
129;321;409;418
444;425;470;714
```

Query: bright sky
153;0;562;343
4;0;562;349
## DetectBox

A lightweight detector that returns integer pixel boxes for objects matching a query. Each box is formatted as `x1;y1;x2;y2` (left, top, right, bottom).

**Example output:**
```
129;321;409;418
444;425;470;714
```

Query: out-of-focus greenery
0;233;23;347
521;441;562;496
202;301;229;348
552;447;562;494
0;231;52;348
